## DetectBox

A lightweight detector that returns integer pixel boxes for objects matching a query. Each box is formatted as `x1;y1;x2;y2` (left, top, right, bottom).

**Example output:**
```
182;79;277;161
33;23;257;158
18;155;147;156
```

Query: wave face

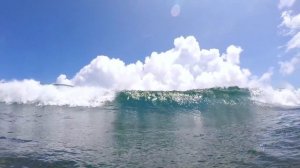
115;87;252;109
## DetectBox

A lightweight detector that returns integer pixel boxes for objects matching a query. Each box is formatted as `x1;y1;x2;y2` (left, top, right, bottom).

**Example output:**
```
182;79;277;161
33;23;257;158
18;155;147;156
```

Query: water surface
0;89;299;167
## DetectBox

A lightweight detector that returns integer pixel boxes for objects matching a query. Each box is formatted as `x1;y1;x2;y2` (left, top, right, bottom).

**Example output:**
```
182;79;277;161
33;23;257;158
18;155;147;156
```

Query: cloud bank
57;36;268;91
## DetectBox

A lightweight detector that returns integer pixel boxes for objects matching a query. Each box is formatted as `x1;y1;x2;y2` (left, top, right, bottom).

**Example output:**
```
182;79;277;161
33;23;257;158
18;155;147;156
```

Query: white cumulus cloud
287;32;300;50
278;0;300;76
278;0;296;9
58;36;263;91
279;55;300;75
280;11;300;35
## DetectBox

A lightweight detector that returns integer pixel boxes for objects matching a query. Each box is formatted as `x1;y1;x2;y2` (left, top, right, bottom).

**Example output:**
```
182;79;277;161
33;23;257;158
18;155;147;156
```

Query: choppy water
0;88;300;167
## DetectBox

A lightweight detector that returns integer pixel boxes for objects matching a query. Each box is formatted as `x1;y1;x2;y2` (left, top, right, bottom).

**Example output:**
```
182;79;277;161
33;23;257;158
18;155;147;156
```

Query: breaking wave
115;87;251;109
115;87;300;109
0;80;299;109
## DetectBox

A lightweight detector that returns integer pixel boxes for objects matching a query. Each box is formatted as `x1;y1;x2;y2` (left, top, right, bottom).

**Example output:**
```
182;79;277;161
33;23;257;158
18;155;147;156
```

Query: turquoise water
0;88;300;167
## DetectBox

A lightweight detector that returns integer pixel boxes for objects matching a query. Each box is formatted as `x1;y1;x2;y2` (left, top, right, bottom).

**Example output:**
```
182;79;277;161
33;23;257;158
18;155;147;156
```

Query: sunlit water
0;102;299;167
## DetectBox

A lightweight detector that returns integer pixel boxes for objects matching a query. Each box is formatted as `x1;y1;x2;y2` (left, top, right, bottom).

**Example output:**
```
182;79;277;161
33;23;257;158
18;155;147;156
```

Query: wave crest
115;87;252;109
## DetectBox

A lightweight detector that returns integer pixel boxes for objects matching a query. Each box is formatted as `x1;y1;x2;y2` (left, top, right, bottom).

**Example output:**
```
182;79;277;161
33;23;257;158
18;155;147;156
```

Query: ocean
0;87;300;167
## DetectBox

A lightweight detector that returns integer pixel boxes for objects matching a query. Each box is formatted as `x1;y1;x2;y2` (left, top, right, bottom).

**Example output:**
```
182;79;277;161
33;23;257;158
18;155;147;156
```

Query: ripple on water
0;136;32;143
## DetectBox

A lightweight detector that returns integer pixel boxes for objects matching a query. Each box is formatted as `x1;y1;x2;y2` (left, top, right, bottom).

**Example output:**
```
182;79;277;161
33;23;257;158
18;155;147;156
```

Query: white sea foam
0;79;115;107
251;87;300;107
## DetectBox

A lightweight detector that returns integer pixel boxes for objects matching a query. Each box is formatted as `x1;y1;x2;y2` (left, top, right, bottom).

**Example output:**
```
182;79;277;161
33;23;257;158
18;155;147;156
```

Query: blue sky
0;0;299;87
